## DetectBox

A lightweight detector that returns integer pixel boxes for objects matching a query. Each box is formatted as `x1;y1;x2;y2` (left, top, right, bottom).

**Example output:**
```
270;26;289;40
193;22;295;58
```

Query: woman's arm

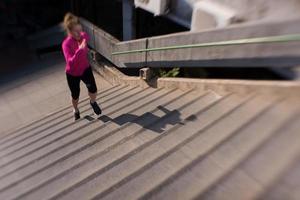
62;41;87;67
81;31;90;42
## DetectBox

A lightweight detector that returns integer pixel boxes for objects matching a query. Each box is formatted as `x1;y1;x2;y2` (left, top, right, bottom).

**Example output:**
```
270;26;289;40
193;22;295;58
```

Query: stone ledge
89;54;300;97
90;59;153;89
157;77;300;97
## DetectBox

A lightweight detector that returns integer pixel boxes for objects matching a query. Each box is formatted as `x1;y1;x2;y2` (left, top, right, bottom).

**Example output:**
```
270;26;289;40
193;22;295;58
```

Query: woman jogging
62;13;102;121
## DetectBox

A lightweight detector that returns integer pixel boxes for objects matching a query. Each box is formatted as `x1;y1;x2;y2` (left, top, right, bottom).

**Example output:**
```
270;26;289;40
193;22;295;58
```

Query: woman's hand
79;39;87;49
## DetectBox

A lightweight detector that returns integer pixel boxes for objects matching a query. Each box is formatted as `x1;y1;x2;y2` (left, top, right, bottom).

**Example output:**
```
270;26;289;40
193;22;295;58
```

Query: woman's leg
66;73;81;112
89;92;97;103
72;98;79;112
81;67;98;101
81;67;101;115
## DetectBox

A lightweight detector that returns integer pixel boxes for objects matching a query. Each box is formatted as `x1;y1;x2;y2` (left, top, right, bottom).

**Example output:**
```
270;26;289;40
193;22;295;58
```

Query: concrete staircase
0;77;299;200
0;52;112;134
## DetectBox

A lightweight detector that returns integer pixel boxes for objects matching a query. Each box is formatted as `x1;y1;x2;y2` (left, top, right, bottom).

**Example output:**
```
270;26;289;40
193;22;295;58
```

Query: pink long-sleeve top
62;31;90;76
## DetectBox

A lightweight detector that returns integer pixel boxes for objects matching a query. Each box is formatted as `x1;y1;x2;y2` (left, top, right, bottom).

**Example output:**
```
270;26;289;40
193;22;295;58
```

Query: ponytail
63;12;80;33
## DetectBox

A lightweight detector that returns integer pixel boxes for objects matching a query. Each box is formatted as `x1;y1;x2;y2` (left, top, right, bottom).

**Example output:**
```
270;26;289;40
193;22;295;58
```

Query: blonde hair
63;12;80;33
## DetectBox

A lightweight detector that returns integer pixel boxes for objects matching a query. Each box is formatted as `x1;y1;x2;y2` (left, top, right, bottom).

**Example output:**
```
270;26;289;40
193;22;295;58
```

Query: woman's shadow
85;105;196;134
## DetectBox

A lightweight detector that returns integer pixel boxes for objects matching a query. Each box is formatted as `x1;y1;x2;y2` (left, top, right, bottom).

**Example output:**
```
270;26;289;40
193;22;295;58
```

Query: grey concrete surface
0;81;298;200
80;17;300;69
0;52;112;135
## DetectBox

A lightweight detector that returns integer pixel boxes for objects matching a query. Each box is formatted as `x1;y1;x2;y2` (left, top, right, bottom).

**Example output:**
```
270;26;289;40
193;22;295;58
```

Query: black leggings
66;67;97;100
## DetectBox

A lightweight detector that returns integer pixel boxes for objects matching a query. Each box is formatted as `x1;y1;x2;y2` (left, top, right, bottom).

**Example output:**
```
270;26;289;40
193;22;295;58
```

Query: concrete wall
134;0;300;31
145;19;300;68
112;38;148;68
82;17;300;69
80;17;119;62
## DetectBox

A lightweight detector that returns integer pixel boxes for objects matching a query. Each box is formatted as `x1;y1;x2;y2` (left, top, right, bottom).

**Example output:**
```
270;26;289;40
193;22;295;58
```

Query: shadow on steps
83;105;197;134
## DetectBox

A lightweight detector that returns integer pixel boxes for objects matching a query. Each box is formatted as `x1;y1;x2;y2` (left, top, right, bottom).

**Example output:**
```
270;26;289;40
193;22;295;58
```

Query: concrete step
0;88;193;192
257;154;300;200
197;101;300;200
0;86;159;177
4;90;220;200
36;93;253;200
0;79;299;200
0;84;124;148
99;94;281;200
0;85;139;159
0;87;180;193
0;65;113;136
144;97;300;200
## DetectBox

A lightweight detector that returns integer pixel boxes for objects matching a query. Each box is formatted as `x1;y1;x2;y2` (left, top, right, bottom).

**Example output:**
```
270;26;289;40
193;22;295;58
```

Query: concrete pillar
122;0;136;41
191;1;237;31
140;68;153;81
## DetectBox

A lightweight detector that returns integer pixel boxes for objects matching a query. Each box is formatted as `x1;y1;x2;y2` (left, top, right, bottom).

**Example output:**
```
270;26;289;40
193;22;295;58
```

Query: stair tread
143;98;300;200
39;93;249;200
257;156;300;200
0;72;117;143
0;89;218;199
96;94;280;200
0;84;126;148
198;110;300;200
0;83;299;200
0;88;187;191
0;86;159;176
0;85;139;153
